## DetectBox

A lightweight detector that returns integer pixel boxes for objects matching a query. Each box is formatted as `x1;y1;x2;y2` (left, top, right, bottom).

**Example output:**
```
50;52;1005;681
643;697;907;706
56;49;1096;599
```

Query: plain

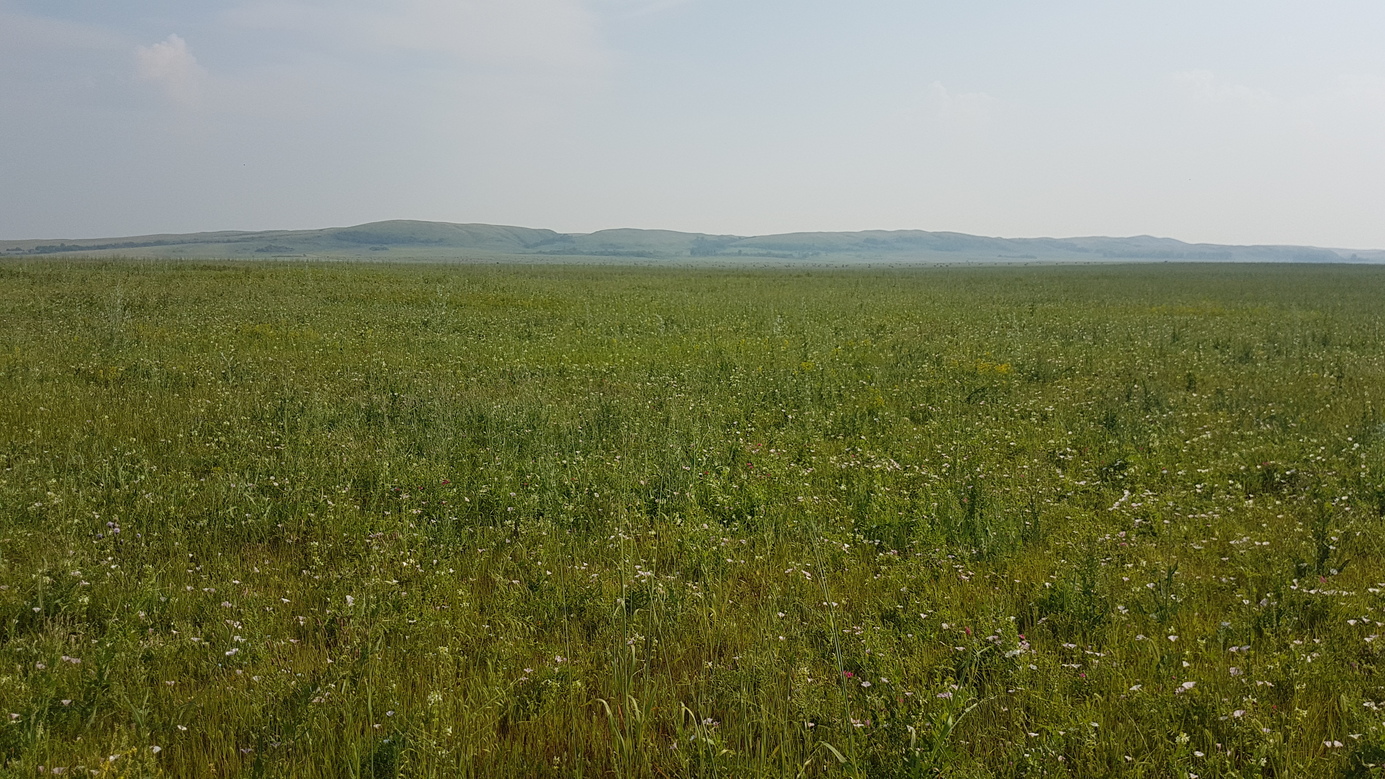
1;260;1383;777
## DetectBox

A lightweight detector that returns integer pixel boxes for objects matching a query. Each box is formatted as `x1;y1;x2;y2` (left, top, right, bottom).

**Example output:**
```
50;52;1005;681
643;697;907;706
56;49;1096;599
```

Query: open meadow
2;259;1384;777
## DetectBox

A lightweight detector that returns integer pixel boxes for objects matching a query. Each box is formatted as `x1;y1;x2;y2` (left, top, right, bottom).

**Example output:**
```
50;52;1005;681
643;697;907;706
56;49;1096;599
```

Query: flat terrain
2;260;1384;777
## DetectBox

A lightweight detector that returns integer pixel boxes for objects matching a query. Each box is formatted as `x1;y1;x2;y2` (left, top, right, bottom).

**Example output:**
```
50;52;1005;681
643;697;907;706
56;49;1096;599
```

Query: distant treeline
1099;250;1234;260
6;240;181;255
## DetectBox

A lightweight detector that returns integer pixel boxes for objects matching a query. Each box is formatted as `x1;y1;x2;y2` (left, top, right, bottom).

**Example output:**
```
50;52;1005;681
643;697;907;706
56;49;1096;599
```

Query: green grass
2;259;1384;777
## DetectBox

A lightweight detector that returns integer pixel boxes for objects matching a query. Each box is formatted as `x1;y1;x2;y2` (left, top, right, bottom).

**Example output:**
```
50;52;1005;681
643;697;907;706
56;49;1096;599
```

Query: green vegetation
2;260;1384;777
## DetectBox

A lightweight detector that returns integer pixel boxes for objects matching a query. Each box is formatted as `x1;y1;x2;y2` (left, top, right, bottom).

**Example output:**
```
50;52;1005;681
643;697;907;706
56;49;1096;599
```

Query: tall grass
2;260;1384;776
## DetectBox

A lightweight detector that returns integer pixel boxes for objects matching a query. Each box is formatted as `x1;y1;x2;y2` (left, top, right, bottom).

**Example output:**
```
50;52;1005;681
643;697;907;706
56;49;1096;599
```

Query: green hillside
2;219;1381;264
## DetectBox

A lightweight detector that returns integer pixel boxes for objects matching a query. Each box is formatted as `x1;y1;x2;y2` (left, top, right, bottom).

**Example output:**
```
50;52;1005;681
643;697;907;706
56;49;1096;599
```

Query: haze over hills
3;220;1382;264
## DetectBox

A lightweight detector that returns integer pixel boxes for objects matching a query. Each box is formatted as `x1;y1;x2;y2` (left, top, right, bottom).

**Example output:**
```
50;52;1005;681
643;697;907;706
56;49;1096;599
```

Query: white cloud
1321;74;1385;116
595;0;695;19
136;34;207;106
1173;70;1275;107
224;0;610;76
928;81;996;125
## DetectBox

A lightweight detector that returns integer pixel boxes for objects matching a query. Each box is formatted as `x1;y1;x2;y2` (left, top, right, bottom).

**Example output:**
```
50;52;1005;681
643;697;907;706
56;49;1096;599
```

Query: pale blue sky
3;0;1383;247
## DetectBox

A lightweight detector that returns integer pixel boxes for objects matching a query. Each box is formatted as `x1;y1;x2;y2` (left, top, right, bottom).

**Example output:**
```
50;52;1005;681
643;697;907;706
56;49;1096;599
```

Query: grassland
1;260;1384;777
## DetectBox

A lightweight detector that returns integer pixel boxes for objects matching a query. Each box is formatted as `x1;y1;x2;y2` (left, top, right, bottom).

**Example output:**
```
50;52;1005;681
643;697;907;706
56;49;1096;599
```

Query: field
2;259;1384;777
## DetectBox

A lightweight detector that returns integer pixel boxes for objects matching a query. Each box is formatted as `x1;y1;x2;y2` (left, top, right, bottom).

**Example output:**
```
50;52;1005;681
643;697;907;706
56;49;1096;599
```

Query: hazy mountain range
4;220;1382;264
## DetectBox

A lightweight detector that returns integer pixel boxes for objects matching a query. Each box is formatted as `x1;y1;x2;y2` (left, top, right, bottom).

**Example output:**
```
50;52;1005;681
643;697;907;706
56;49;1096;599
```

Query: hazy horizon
5;218;1385;253
3;1;1383;248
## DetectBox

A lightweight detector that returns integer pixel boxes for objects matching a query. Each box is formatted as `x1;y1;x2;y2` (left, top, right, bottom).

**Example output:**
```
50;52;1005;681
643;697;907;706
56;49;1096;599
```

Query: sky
2;1;1384;248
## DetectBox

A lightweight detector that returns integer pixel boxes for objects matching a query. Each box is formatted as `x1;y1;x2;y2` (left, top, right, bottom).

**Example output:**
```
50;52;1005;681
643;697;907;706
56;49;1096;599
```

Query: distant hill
3;219;1382;264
